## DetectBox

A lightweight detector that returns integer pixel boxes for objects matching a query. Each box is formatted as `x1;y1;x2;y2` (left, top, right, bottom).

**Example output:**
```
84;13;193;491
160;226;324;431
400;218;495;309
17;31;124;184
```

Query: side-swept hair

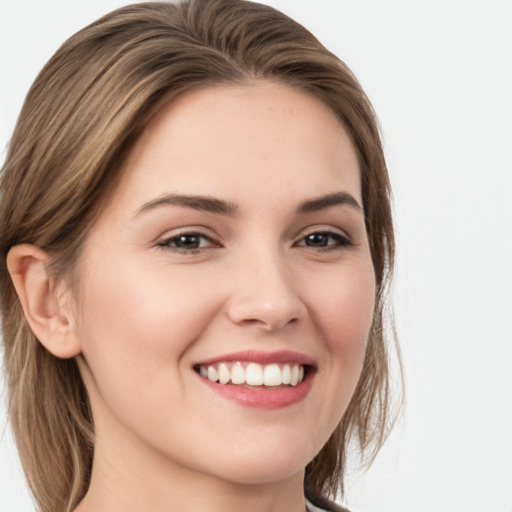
0;1;399;511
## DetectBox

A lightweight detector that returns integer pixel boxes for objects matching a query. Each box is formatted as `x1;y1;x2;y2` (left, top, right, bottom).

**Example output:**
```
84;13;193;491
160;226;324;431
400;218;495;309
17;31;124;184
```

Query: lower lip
198;373;314;409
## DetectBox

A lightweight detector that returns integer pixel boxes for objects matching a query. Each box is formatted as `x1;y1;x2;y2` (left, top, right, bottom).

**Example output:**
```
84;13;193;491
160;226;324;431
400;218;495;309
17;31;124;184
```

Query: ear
6;244;81;359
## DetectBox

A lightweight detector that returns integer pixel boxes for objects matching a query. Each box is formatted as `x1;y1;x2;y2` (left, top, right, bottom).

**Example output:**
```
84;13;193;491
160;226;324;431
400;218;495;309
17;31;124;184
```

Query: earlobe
6;244;82;359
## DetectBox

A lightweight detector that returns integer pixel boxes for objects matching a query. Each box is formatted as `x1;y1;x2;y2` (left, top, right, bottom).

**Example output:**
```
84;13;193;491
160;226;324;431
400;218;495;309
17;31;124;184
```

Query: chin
196;439;314;486
214;457;306;486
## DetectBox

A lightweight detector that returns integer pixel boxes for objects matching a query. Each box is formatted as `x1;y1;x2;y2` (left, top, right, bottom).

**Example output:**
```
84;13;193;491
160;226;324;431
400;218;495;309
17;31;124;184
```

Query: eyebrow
136;194;239;217
135;191;362;218
296;192;362;213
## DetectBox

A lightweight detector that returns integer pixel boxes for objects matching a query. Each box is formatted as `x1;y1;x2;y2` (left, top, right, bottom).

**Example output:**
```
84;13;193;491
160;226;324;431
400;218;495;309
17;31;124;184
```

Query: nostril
238;316;299;331
227;301;304;331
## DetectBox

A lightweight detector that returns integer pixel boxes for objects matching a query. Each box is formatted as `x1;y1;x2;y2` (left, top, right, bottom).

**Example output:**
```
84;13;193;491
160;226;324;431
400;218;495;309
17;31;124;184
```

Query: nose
226;248;307;331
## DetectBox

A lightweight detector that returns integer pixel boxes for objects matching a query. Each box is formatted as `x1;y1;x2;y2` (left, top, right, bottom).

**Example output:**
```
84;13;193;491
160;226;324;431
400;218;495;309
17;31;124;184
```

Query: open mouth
194;362;311;388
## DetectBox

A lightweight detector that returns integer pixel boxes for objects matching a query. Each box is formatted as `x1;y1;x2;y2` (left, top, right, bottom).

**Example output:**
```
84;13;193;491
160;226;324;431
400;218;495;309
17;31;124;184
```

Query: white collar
305;498;330;512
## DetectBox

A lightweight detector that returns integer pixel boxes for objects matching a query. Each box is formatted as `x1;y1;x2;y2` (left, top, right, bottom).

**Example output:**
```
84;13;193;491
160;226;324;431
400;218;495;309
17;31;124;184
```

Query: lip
194;349;316;366
194;350;316;410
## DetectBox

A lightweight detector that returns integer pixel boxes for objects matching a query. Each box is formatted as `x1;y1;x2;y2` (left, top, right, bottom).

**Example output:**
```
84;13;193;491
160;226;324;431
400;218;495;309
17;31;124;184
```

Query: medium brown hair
0;1;399;511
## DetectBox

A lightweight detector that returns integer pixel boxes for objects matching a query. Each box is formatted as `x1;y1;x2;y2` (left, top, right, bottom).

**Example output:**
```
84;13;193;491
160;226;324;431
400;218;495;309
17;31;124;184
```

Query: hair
0;1;400;511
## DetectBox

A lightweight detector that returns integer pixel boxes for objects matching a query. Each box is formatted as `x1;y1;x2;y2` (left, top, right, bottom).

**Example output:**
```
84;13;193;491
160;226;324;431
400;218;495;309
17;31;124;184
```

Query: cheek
80;257;213;342
74;259;222;403
311;262;376;354
308;260;375;409
294;261;376;456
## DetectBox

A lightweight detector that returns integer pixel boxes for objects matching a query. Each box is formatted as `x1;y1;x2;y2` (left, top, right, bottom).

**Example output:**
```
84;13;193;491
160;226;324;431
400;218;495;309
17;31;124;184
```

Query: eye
157;232;218;252
296;231;352;249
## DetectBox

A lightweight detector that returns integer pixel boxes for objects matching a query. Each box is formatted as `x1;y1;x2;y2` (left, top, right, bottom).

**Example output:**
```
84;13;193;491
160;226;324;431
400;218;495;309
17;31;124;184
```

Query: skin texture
9;81;376;512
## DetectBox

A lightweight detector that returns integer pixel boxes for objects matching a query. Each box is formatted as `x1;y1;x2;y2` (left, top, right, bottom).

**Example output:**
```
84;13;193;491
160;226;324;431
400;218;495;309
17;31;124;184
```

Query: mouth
194;361;309;388
193;351;316;409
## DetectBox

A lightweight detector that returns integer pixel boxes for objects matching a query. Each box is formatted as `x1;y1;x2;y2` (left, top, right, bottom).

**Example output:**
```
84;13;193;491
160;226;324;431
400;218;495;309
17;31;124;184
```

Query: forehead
105;81;361;215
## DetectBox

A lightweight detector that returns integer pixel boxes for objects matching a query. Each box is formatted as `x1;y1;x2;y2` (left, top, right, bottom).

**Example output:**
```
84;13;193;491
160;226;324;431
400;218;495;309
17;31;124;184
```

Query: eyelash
156;231;220;254
157;228;353;255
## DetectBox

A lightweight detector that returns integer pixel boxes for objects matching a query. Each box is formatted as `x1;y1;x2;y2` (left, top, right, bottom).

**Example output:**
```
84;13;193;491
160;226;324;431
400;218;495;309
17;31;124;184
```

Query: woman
0;1;398;511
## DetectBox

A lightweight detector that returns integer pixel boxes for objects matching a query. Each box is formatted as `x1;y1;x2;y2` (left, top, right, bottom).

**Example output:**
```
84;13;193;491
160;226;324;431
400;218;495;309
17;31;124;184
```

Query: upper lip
194;350;316;367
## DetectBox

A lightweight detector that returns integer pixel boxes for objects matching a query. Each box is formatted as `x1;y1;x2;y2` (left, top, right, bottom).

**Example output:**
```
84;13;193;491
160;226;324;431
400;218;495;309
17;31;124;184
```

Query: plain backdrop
1;1;511;511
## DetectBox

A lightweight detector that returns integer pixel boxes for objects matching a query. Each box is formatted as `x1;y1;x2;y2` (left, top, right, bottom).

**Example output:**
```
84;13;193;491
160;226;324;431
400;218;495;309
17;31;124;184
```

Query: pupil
306;233;328;247
177;235;200;248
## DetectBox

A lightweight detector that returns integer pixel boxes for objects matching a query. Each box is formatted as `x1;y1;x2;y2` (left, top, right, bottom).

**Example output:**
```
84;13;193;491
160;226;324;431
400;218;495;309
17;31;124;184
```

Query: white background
1;1;511;511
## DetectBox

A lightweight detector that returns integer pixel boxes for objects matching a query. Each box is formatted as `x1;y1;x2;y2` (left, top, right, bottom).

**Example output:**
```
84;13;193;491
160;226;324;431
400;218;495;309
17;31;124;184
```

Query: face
72;81;375;487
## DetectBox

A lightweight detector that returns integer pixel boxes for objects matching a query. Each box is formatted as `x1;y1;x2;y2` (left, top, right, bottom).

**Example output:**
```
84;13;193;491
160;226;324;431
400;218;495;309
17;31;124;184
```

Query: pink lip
195;350;315;366
194;350;316;410
199;375;314;409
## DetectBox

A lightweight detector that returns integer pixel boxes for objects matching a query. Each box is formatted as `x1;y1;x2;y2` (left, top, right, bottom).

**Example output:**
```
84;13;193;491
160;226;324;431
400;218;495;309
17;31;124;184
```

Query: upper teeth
198;362;305;387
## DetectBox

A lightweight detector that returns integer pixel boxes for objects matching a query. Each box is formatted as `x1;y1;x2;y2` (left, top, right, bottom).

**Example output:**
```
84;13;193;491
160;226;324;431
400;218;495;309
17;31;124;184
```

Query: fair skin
8;81;375;512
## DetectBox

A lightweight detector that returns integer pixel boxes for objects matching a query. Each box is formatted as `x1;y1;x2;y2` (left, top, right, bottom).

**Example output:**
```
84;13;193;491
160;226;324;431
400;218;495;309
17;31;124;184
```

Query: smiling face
72;81;376;494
